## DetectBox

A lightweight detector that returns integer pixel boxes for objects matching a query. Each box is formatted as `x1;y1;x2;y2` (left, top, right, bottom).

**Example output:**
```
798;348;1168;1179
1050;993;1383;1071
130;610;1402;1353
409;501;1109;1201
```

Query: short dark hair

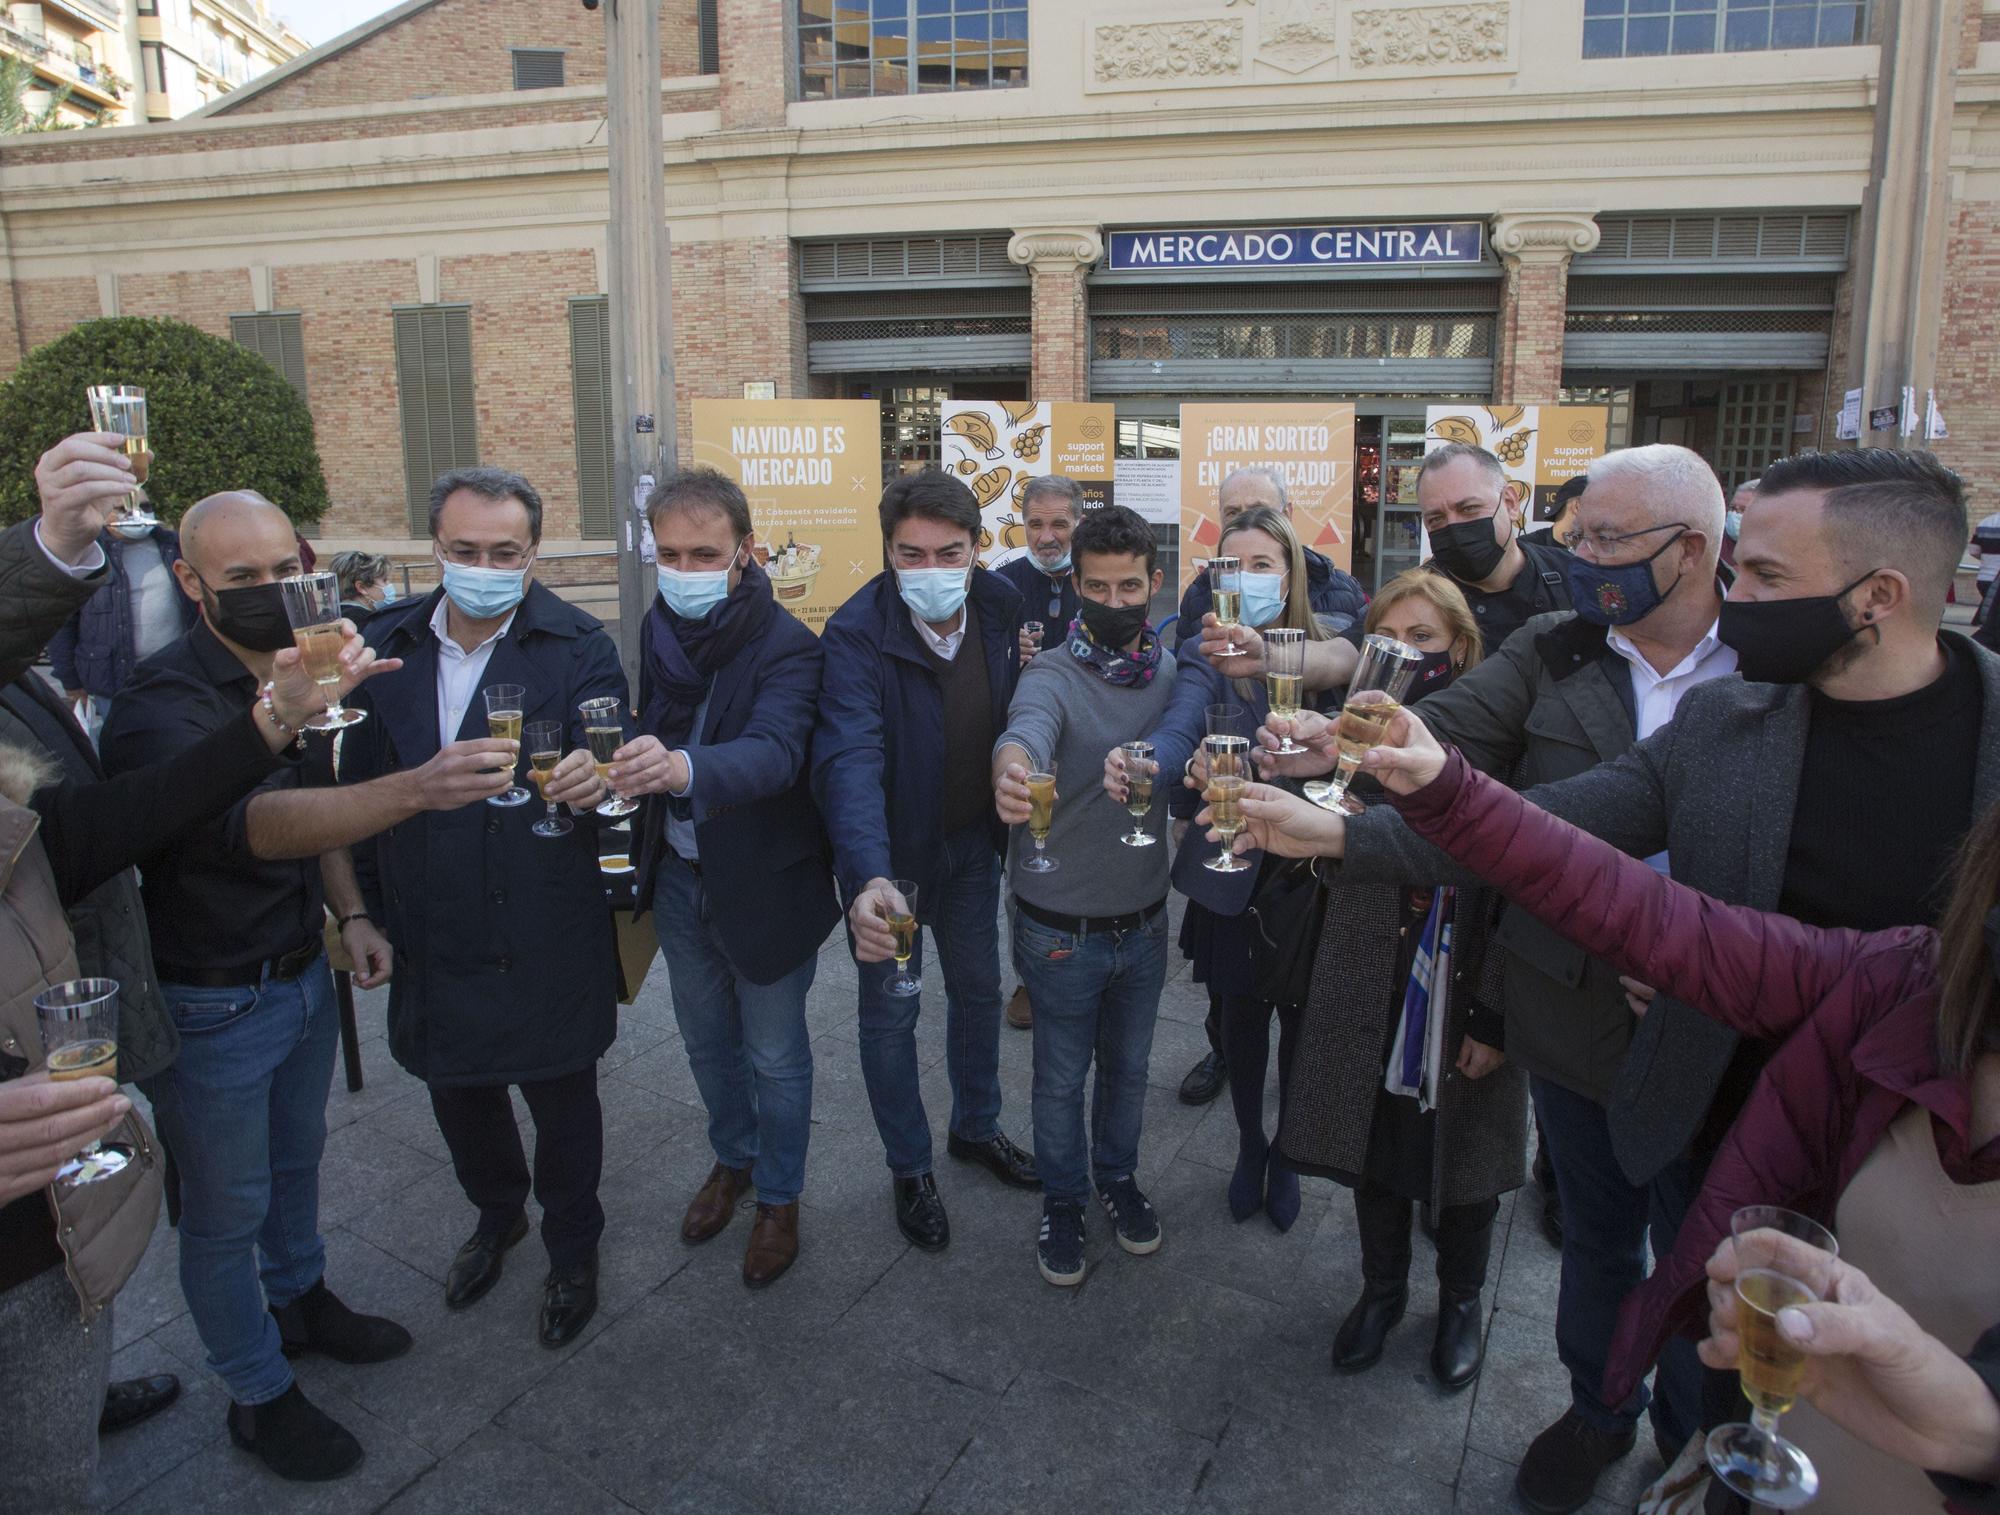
1071;504;1156;577
1758;448;1968;614
879;469;981;543
429;467;544;543
1417;441;1507;494
646;467;752;538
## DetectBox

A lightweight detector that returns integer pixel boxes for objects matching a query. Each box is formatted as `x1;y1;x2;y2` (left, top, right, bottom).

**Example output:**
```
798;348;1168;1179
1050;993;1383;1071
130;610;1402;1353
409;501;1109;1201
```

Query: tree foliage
0;317;330;528
1;54;93;134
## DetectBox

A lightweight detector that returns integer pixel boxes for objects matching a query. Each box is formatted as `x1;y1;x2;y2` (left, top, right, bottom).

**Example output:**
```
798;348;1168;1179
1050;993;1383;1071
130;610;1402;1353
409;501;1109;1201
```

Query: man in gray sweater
992;506;1178;1286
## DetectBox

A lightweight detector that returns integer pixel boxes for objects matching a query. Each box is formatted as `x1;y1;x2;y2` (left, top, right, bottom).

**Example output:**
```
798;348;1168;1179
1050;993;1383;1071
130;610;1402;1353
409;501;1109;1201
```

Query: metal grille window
1563;275;1836;370
1093;316;1490;363
1717;378;1797;489
799;234;1022;290
805;284;1032;375
1580;212;1851;271
882;386;950;470
697;0;719;74
1582;0;1869;57
511;48;565;90
568;298;615;539
798;0;1028;101
392;306;477;536
229;312;308;399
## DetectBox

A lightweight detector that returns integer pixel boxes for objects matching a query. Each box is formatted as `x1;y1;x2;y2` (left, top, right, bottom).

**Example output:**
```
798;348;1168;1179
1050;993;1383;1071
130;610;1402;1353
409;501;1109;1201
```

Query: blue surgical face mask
658;563;733;621
1240;570;1287;628
1725;510;1743;542
1035;547;1072;574
898;566;971;625
438;557;528;620
374;581;398;604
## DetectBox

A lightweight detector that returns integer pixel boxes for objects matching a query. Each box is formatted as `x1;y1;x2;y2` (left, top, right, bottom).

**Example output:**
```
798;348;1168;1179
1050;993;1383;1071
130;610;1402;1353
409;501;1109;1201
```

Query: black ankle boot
1330;1279;1406;1373
271;1280;412;1364
226;1383;363;1482
1430;1287;1485;1390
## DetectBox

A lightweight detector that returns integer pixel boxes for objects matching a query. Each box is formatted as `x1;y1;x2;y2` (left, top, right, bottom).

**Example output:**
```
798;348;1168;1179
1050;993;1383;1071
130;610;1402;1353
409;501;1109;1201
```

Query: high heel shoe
1264;1149;1301;1233
1228;1138;1267;1221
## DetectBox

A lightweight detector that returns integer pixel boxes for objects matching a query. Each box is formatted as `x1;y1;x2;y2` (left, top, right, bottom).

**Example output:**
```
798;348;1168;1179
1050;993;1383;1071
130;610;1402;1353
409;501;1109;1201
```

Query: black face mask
1716;570;1877;685
1077;596;1149;651
200;578;297;654
1429;501;1509;585
1407;648;1459;704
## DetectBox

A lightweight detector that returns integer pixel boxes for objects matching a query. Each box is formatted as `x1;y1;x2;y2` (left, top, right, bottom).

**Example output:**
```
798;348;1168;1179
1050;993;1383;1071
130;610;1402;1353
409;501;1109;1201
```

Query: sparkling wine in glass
1119;740;1157;848
579;696;639;818
1306;634;1424;814
1201;733;1252;873
524;718;571;837
1264;627;1308;754
86;384;155;527
1208;556;1245;658
483;684;531;808
883;879;921;998
1705;1206;1839;1509
1022;758;1059;873
278;572;366;730
34;978;133;1188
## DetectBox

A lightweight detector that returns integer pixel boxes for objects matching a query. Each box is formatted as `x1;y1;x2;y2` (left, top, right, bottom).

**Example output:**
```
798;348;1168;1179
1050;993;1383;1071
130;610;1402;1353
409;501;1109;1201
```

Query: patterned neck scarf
1067;616;1163;688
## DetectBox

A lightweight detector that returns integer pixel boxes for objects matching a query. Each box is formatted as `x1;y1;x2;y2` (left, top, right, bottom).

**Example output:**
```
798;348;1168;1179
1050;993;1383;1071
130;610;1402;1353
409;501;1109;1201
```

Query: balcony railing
0;21;125;99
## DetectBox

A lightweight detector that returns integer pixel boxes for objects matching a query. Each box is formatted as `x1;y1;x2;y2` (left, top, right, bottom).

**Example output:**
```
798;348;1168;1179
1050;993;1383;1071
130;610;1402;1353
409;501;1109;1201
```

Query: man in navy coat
814;471;1040;1252
609;468;840;1289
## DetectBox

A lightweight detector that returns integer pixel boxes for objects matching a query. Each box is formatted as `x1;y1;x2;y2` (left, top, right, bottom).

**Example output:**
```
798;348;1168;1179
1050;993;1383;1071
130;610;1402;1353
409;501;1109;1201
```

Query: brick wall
668;235;806;443
5;276;100;379
1028;263;1089;403
221;0;707;116
117;268;253;343
1934;199;2000;525
1493;258;1569;402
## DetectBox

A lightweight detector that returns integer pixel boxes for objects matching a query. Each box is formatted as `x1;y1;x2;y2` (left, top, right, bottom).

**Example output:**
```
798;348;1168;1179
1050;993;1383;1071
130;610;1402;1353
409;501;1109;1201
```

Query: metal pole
601;0;677;698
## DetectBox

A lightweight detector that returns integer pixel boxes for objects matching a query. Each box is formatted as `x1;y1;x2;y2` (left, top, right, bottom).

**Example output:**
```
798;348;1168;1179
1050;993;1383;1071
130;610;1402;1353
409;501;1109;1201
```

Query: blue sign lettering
1105;222;1486;273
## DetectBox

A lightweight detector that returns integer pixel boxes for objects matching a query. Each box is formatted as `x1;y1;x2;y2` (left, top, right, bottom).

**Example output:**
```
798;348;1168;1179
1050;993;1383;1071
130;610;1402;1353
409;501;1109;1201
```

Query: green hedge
0;316;328;528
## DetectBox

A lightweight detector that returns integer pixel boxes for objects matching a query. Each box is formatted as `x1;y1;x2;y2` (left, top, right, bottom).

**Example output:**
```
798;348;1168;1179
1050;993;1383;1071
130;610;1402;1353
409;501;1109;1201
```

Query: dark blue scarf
640;559;775;749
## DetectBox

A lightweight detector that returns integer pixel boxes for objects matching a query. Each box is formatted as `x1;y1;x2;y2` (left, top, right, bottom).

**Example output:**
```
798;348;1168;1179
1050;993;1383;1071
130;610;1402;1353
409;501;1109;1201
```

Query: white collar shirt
430;593;517;742
909;605;966;662
1604;618;1737;741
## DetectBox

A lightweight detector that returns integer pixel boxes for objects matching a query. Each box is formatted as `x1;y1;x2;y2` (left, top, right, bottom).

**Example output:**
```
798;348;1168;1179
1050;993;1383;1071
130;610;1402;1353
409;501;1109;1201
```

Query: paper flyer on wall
689;398;883;634
1175;403;1356;590
1837;388;1863;440
938;400;1117;568
1422;404;1610;525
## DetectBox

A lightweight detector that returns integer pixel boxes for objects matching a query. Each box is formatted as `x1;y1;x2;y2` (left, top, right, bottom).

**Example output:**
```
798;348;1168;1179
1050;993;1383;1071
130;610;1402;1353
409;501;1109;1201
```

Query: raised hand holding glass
279;572;367;730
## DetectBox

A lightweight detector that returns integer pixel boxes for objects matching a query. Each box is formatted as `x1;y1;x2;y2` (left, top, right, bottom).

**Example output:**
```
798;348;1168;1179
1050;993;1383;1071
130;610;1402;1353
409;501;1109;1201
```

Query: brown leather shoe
681;1161;753;1244
742;1202;799;1289
1005;986;1033;1030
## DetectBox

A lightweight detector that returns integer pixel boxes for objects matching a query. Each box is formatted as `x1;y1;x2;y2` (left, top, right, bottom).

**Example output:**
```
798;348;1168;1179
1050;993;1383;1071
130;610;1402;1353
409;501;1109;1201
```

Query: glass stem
1751;1406;1783;1483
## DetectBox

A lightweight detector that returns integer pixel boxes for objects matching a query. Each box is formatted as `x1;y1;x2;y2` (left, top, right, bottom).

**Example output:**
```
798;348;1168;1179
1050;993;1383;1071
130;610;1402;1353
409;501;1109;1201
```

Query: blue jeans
142;953;338;1408
652;856;816;1206
1532;1074;1702;1447
855;822;1004;1178
1013;906;1167;1203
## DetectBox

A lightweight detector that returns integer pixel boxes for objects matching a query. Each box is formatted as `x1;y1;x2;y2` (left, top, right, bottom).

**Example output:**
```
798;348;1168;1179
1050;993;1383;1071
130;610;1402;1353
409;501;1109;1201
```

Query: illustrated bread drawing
971;466;1013;508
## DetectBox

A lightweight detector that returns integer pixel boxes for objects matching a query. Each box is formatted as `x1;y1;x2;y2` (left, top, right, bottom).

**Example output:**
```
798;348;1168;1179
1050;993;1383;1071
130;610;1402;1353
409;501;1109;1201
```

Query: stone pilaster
1489;210;1599;403
1009;227;1103;403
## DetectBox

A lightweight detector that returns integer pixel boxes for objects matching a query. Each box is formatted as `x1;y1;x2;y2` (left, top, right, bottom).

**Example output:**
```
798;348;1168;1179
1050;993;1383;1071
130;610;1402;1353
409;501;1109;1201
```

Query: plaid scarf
1066;617;1163;688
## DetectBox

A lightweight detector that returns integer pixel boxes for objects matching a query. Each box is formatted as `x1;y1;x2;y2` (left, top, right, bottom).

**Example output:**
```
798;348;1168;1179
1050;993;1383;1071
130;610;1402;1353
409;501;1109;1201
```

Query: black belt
1016;895;1165;938
158;939;320;990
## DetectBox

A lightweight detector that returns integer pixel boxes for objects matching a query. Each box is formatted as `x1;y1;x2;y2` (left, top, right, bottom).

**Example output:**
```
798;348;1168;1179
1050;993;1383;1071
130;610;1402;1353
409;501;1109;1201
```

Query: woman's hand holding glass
1253;710;1339;779
1196;612;1264;673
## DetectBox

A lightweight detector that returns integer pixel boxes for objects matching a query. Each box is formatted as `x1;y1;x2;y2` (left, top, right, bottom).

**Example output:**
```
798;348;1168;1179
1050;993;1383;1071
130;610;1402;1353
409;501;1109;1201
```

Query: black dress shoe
272;1280;412;1365
227;1383;363;1483
1178;1050;1227;1106
1330;1279;1407;1374
1430;1287;1486;1390
539;1255;599;1348
445;1212;530;1310
894;1174;951;1251
100;1373;180;1434
946;1130;1040;1189
1515;1408;1636;1514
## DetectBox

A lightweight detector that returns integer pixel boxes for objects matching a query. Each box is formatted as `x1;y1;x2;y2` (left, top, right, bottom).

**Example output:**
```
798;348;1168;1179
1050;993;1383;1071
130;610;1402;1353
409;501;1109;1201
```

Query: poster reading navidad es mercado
690;398;883;634
1176;403;1356;591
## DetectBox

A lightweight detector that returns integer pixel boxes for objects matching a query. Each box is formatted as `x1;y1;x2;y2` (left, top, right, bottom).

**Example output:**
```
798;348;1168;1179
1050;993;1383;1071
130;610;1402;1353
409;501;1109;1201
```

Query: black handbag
1246;857;1328;1007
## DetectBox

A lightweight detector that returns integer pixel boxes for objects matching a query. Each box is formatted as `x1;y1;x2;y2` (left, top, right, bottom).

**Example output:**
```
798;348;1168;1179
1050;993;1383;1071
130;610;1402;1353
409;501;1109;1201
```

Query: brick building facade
1;0;1995;588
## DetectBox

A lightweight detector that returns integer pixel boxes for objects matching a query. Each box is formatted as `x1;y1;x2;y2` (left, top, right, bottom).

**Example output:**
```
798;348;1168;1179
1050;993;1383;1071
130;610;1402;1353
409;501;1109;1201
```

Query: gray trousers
0;1264;112;1515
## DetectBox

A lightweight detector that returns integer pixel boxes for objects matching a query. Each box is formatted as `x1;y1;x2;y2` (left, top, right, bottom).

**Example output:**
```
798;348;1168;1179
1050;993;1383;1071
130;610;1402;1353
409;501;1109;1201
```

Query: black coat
345;584;627;1087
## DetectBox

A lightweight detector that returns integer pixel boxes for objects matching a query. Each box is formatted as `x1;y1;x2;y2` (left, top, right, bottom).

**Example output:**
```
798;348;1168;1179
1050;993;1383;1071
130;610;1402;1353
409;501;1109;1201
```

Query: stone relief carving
1258;0;1339;72
1351;4;1509;69
1490;210;1602;263
1007;227;1106;270
1093;20;1245;82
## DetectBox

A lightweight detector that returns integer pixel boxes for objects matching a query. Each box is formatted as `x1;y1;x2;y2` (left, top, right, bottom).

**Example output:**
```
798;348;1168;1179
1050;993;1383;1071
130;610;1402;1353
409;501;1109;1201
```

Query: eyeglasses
439;545;531;570
1560;521;1690;558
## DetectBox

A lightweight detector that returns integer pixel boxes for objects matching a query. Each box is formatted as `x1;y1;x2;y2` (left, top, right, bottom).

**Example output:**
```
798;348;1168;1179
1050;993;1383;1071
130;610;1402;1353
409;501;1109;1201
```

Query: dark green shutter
229;312;308;398
392;305;478;535
569;297;615;539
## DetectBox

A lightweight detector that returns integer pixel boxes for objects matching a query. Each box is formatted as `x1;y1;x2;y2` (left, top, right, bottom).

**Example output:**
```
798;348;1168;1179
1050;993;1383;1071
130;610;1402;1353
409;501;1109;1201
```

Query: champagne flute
1021;756;1059;873
1305;634;1423;814
278;572;366;730
85;384;155;527
482;684;531;808
883;879;921;998
1023;620;1044;654
1264;627;1308;754
1208;556;1246;658
1119;740;1157;848
579;696;639;818
1706;1206;1840;1509
524;718;571;837
1202;734;1252;872
34;978;133;1187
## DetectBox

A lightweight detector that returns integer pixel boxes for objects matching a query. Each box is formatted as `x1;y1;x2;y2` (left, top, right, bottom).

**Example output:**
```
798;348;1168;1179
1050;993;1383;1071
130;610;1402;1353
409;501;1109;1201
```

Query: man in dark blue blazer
813;471;1040;1252
610;469;839;1290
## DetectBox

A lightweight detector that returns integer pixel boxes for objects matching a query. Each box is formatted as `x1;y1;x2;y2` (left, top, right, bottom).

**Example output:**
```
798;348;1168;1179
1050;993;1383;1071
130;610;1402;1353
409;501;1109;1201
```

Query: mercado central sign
1105;222;1487;274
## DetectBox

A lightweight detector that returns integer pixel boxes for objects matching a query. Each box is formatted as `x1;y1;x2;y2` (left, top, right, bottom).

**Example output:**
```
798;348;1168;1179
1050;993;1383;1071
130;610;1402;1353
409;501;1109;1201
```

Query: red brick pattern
6;276;99;379
1029;264;1089;403
668;236;807;444
718;0;789;130
1934;199;2000;522
1493;258;1568;403
118;269;252;343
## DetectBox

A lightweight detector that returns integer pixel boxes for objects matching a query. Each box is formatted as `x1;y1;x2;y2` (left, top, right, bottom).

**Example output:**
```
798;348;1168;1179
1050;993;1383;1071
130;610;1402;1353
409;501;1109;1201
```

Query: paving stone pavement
101;897;1660;1514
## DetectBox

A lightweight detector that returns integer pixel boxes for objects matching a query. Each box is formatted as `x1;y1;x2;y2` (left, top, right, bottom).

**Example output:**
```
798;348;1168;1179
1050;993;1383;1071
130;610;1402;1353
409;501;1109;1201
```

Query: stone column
1009;227;1103;403
717;0;791;131
1489;211;1599;404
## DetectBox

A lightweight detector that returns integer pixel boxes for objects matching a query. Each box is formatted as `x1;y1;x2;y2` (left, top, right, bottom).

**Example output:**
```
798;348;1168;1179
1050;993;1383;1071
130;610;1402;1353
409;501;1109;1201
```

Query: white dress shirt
430;594;516;742
34;520;107;577
909;605;966;662
1605;618;1736;873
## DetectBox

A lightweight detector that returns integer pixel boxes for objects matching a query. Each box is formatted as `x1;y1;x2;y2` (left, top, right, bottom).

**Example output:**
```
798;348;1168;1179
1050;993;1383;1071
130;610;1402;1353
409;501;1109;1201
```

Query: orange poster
1176;403;1355;590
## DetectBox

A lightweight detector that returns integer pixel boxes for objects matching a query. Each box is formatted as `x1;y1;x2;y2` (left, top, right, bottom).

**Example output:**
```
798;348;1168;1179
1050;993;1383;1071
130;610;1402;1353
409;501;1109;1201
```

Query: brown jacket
0;774;162;1321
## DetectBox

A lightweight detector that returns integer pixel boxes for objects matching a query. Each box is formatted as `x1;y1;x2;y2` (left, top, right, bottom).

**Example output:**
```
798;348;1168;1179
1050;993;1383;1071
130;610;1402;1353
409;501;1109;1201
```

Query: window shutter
569;297;616;539
229;312;309;399
393;306;478;535
697;0;719;75
512;49;565;90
